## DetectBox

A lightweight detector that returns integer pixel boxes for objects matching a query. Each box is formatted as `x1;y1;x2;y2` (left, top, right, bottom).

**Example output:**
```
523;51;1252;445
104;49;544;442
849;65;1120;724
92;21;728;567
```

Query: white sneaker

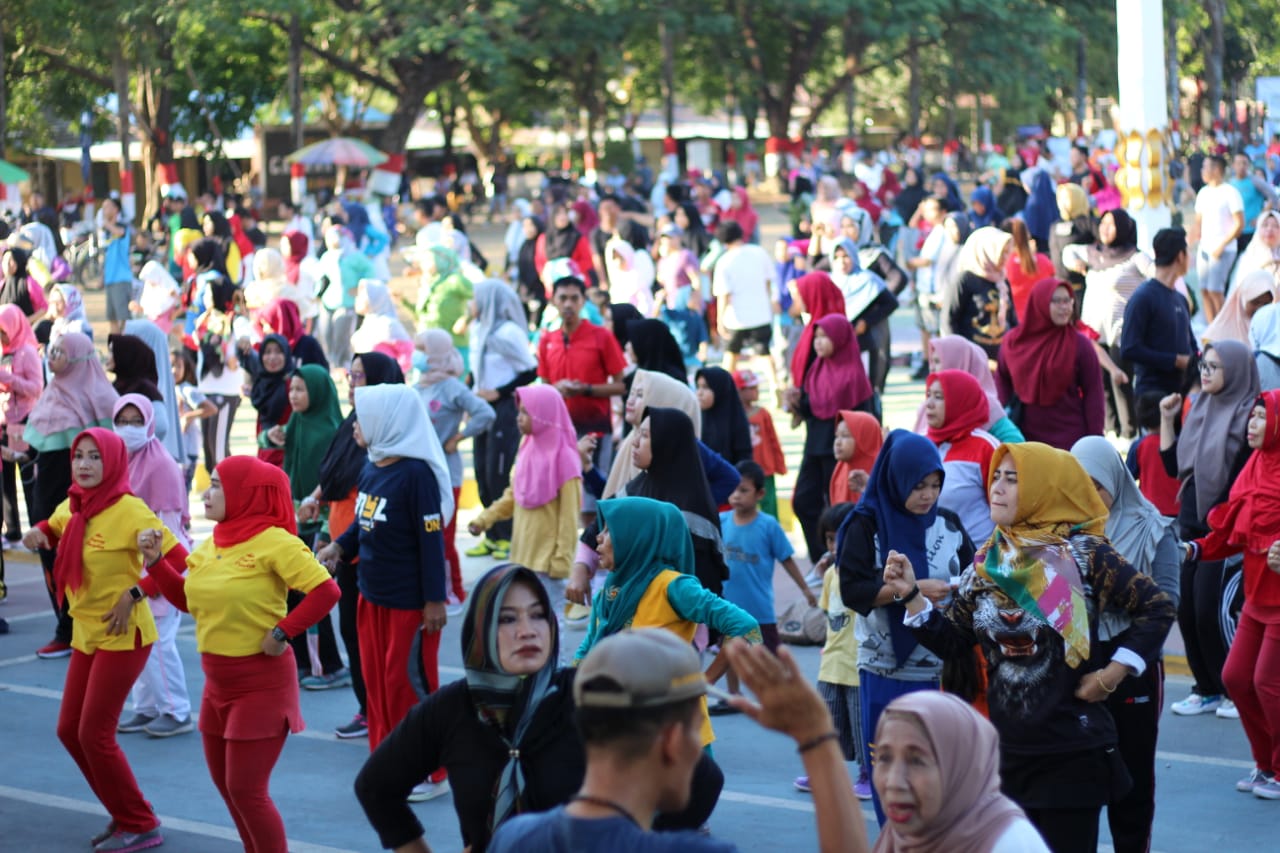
1216;699;1240;719
1171;693;1223;716
408;780;451;802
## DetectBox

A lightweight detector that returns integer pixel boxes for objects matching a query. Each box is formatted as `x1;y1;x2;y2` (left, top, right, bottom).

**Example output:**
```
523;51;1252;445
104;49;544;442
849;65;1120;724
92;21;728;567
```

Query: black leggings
33;449;73;643
1178;556;1237;697
473;396;520;543
1106;661;1163;853
336;560;367;715
653;750;723;832
793;453;837;564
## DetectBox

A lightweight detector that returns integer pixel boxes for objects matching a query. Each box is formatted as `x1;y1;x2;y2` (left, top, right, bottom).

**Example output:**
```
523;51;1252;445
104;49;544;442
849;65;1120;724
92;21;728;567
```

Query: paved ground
0;198;1257;851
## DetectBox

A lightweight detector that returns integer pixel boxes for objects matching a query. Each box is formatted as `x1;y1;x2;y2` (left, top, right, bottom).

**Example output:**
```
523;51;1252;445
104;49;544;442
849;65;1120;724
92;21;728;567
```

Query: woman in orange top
139;456;340;853
24;428;184;852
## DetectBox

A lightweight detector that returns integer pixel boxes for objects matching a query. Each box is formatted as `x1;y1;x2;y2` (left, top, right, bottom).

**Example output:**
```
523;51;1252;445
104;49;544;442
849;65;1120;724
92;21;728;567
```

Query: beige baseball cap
575;629;711;709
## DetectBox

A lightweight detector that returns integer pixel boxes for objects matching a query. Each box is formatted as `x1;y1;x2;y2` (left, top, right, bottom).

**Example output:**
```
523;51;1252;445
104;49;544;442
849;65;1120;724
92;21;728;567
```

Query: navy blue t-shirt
487;808;737;853
336;457;447;609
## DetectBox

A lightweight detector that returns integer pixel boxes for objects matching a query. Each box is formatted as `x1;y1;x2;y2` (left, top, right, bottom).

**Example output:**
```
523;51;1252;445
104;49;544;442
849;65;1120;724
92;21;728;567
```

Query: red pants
357;596;444;784
444;486;465;602
1222;608;1280;773
203;731;288;853
57;638;158;834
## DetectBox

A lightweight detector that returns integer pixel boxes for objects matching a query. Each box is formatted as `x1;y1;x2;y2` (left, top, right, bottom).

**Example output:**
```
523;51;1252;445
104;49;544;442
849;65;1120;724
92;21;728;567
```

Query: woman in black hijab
107;333;164;402
621;406;727;594
893;167;929;224
516;216;547;328
305;351;405;736
695;366;753;465
624;318;687;384
244;333;295;467
0;247;41;319
609;303;644;352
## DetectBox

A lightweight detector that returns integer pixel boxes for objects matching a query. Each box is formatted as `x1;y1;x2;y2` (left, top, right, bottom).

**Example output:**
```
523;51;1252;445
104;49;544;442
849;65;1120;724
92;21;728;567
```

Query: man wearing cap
536;275;627;524
487;630;868;853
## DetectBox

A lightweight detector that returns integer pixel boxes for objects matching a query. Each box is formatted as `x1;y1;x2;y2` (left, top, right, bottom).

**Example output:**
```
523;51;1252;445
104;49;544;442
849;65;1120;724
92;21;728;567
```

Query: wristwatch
128;585;144;603
893;584;921;605
270;626;289;644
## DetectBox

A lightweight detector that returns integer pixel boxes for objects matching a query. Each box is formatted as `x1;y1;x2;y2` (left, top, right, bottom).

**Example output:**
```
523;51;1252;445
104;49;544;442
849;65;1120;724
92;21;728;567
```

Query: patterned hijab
461;563;561;832
978;442;1108;668
594;497;695;638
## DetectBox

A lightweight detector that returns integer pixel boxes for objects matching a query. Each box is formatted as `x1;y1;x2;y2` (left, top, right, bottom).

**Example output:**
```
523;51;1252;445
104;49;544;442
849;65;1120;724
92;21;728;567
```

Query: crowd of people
2;129;1280;853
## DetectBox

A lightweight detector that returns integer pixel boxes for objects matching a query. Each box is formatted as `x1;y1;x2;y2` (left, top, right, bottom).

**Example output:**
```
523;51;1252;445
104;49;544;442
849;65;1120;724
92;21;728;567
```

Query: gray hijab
124;319;184;464
1072;436;1173;573
468;279;535;389
1176;340;1260;520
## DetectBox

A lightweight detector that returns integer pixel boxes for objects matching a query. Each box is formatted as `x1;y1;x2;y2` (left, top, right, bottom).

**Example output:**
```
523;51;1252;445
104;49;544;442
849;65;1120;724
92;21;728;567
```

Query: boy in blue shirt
715;461;815;712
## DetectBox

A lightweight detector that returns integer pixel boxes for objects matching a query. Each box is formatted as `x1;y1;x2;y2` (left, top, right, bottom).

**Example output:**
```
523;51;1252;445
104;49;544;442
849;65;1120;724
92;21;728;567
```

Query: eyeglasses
1199;362;1222;374
347;370;366;382
48;347;65;359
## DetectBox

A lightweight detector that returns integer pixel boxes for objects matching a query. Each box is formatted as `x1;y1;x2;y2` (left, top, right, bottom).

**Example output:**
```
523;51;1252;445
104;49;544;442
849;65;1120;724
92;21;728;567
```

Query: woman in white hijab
1071;435;1180;853
137;261;182;334
1250;300;1280;391
503;198;532;272
1231;210;1280;289
1203;269;1277;346
604;235;656;315
351;280;414;374
351;383;454;525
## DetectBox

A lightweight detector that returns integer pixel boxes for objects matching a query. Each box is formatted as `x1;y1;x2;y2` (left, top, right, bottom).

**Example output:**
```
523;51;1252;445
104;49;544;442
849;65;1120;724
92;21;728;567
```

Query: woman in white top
467;280;537;551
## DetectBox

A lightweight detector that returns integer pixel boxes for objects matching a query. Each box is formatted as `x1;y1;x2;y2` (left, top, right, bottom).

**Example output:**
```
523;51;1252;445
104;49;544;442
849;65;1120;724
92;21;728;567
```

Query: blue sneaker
300;668;352;690
1171;693;1222;716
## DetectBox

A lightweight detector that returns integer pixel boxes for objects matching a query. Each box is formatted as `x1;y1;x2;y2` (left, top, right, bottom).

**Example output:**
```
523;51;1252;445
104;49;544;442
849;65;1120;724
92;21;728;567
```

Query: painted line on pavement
0;784;359;853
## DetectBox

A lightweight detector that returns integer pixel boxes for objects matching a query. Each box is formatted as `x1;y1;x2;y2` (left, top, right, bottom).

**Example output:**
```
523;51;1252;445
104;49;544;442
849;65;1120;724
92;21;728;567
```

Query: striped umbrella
286;137;388;168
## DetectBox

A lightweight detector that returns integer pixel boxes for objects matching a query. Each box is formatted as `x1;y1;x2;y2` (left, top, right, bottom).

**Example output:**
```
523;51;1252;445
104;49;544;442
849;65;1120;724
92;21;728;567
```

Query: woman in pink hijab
872;691;1048;852
467;384;582;614
913;335;1024;445
0;304;43;547
111;392;194;737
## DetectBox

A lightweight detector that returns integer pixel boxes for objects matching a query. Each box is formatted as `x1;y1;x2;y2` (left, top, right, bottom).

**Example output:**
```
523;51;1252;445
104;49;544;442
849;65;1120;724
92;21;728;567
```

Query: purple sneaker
853;769;873;801
793;775;811;793
93;827;164;852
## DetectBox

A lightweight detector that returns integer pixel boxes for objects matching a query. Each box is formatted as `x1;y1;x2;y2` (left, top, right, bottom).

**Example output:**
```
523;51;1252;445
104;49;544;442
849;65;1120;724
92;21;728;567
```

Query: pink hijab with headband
872;691;1026;853
512;385;581;509
414;328;465;385
112;393;190;533
25;332;118;449
913;336;1004;432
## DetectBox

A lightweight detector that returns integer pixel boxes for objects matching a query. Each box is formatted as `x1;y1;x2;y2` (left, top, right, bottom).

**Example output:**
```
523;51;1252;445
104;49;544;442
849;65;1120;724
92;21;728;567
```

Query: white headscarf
353;384;455;523
1231;210;1280;289
1251;301;1280;360
351;280;412;355
469;278;535;389
138;261;181;321
604;236;656;315
17;222;58;268
124;318;184;464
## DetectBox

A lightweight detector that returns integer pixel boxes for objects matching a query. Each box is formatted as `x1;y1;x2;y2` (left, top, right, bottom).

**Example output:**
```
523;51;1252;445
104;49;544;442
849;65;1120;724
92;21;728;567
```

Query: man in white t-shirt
712;219;777;377
1194;154;1245;322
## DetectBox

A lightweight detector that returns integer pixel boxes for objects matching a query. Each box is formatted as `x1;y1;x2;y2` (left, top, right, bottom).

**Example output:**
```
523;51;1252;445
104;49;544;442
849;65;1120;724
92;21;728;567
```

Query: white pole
1115;0;1173;253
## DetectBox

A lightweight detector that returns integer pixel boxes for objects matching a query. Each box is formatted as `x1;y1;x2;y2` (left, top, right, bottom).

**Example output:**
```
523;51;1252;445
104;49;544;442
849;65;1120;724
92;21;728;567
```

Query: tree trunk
660;18;675;138
137;61;174;224
1205;0;1225;126
1075;32;1087;134
0;16;6;160
380;94;424;158
907;43;921;139
289;14;304;149
1167;8;1181;126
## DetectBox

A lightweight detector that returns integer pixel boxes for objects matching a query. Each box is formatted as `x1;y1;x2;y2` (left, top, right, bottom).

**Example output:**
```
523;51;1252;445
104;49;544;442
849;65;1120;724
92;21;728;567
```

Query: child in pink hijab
467;384;582;616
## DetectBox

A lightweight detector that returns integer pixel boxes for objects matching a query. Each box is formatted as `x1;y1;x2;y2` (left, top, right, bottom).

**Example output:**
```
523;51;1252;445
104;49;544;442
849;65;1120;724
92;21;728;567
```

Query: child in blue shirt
715;461;814;712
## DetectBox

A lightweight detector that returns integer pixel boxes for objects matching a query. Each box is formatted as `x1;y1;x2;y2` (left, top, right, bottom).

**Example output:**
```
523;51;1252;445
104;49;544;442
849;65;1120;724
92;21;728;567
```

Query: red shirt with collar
536;321;626;432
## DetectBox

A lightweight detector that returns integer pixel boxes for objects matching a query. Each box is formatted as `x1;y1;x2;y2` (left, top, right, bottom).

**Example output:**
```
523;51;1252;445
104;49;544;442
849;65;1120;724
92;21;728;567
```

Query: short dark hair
716;220;744;245
574;696;702;761
1206;154;1228;171
819;502;856;541
552;276;586;295
279;198;297;212
1152;227;1187;266
1135;392;1165;433
736;459;765;491
414;198;433;216
1073;145;1089;158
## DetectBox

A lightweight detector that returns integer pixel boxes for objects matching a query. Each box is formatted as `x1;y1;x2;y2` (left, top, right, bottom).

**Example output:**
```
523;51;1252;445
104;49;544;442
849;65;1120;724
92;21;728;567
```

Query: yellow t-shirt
49;496;180;654
818;566;859;687
633;569;715;747
183;526;333;657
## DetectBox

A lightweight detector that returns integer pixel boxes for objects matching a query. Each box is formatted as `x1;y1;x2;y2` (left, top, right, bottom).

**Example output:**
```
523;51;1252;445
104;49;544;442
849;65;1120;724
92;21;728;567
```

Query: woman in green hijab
576;496;761;750
416;245;474;363
263;361;348;685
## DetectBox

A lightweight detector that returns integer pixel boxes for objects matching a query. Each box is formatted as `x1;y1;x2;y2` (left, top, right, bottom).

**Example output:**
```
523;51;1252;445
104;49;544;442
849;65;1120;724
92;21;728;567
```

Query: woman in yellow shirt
139;455;340;853
24;428;183;852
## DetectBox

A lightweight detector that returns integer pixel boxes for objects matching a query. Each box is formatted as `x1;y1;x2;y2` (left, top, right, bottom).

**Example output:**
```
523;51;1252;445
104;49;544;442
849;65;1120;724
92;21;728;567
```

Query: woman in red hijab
1191;390;1280;798
139;455;340;853
997;278;1104;450
922;369;1000;545
281;230;308;286
720;187;760;242
831;409;884;504
23;428;186;851
787;271;847;388
784;304;875;565
254;297;328;369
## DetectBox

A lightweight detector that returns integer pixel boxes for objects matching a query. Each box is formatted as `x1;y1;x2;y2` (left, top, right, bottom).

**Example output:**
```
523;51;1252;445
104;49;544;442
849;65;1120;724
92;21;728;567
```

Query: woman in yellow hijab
880;441;1175;853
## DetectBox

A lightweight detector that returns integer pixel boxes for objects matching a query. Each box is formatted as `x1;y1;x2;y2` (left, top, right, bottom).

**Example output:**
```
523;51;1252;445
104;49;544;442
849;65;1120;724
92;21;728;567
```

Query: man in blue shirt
1120;228;1198;404
100;196;133;335
487;630;869;853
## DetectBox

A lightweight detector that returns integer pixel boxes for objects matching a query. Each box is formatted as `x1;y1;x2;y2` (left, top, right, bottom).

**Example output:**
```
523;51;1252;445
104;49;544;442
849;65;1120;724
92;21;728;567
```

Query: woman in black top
356;563;581;852
695;365;753;465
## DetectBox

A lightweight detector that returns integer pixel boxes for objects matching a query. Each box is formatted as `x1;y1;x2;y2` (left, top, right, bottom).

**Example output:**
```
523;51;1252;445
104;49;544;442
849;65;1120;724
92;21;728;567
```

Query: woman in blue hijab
835;429;975;824
929;173;963;212
970;185;1000;228
1021;171;1059;247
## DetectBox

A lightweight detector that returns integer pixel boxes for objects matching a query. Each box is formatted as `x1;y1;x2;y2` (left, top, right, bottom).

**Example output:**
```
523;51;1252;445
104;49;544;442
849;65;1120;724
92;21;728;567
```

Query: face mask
114;425;150;453
412;350;429;373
